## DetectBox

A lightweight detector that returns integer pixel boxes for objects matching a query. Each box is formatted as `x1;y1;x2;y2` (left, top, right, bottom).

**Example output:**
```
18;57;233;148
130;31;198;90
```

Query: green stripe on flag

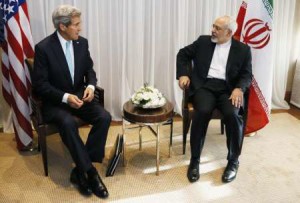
263;0;273;18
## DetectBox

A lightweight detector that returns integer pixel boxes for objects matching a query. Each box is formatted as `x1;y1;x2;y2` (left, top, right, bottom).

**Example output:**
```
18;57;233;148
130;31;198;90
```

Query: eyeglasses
212;24;227;31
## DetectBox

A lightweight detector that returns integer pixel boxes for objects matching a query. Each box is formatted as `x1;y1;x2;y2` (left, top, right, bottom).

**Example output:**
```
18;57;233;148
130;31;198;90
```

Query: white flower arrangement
131;84;166;109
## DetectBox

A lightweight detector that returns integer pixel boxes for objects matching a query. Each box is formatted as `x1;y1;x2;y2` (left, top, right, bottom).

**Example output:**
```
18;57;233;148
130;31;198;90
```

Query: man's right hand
179;76;190;90
67;94;84;109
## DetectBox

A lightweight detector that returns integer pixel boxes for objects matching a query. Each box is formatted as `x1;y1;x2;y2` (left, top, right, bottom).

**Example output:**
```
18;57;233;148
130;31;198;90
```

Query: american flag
1;0;34;150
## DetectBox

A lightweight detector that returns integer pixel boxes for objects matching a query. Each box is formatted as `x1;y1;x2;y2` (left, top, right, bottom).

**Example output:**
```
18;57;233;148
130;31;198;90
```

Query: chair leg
169;118;173;157
162;119;173;157
182;112;191;155
39;127;48;176
221;119;225;135
182;115;187;155
37;137;41;152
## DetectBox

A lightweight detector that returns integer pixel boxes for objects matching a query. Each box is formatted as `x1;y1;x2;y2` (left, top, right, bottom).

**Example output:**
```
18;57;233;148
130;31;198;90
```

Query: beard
211;36;218;43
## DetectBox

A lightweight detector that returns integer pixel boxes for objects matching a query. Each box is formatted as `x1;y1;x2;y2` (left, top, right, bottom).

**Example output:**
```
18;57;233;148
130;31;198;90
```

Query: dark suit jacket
32;32;97;108
176;35;252;95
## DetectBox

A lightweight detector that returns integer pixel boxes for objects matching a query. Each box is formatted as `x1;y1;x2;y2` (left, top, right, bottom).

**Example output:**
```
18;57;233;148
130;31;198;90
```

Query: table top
123;100;174;123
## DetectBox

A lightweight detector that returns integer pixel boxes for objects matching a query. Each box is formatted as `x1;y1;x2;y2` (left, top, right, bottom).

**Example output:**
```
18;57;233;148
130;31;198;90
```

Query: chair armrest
94;86;104;107
182;87;190;109
181;61;193;109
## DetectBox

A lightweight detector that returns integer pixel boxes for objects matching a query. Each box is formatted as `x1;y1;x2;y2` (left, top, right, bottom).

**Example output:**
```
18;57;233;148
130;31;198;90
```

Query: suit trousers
43;101;111;173
190;78;244;163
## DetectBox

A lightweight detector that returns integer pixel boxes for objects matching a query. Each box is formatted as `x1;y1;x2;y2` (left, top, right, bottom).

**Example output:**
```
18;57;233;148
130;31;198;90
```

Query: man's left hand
229;88;243;108
82;87;94;102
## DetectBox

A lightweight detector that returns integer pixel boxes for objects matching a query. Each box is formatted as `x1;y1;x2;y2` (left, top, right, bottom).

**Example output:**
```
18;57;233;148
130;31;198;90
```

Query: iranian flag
234;0;273;134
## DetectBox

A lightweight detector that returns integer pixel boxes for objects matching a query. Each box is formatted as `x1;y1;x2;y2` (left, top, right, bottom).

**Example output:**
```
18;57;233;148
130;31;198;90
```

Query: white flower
131;84;166;108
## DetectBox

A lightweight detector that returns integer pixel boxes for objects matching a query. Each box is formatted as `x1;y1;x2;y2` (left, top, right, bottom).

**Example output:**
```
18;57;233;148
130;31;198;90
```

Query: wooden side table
122;100;174;175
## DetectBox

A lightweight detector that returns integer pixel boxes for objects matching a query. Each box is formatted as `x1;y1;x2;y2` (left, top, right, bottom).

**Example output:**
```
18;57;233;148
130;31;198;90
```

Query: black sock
191;157;200;163
87;166;98;178
74;167;85;175
229;159;239;165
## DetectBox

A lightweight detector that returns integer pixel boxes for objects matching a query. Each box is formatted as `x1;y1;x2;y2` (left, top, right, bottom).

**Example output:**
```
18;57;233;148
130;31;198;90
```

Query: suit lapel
205;41;216;75
208;42;216;65
73;40;81;85
50;32;73;84
226;38;238;77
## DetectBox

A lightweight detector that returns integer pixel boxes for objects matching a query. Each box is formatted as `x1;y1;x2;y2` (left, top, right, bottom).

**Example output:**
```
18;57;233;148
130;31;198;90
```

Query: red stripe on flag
1;63;10;85
8;64;30;105
21;30;34;57
5;25;30;104
245;79;269;134
21;3;32;26
20;4;35;57
10;99;33;136
6;24;24;65
1;85;12;106
1;44;12;104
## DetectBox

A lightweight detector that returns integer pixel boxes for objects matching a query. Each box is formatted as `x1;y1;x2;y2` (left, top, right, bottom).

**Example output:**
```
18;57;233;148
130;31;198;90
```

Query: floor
272;104;300;119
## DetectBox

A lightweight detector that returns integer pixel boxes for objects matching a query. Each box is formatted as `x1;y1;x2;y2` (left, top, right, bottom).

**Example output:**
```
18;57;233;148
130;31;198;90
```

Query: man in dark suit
177;15;252;183
32;5;111;198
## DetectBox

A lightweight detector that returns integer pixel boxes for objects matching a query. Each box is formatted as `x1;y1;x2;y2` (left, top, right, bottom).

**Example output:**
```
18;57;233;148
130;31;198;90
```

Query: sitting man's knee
223;109;241;122
193;108;212;121
97;110;112;124
60;117;78;128
104;112;112;123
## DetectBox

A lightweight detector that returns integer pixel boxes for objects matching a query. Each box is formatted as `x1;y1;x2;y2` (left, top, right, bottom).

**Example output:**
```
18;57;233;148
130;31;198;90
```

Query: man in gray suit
32;5;111;198
177;15;252;183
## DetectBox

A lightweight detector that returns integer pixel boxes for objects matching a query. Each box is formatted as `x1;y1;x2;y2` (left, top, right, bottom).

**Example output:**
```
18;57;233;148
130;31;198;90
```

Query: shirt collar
56;31;72;47
218;38;232;48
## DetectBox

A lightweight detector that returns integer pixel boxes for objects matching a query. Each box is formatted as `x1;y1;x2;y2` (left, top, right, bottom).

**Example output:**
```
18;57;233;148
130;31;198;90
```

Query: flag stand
245;132;257;137
19;142;38;152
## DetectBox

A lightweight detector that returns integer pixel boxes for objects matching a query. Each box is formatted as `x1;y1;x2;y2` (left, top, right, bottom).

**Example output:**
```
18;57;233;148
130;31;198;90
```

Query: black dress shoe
222;162;239;183
70;168;92;196
187;159;200;183
88;173;109;198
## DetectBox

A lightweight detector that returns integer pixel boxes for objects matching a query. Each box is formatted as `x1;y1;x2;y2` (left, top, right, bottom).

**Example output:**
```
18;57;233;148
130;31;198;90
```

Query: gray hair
52;5;81;30
222;15;238;35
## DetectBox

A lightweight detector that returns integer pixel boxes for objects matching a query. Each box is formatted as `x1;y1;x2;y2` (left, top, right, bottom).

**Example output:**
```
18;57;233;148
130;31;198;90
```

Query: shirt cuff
62;93;70;103
87;85;95;92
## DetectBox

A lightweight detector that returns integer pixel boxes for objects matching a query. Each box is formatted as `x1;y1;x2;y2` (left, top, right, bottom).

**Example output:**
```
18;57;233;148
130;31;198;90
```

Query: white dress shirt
56;32;94;103
207;39;232;80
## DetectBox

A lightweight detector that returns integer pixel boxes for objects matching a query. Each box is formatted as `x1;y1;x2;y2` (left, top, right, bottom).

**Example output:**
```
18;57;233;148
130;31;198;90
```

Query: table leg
122;118;126;166
169;119;173;157
139;126;142;151
156;124;160;176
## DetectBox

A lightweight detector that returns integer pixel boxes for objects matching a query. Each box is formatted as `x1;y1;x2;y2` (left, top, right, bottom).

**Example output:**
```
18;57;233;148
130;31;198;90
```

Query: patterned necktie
65;41;74;83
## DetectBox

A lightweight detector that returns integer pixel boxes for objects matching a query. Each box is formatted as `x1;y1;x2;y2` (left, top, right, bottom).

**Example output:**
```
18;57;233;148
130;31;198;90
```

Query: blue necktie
65;41;74;83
